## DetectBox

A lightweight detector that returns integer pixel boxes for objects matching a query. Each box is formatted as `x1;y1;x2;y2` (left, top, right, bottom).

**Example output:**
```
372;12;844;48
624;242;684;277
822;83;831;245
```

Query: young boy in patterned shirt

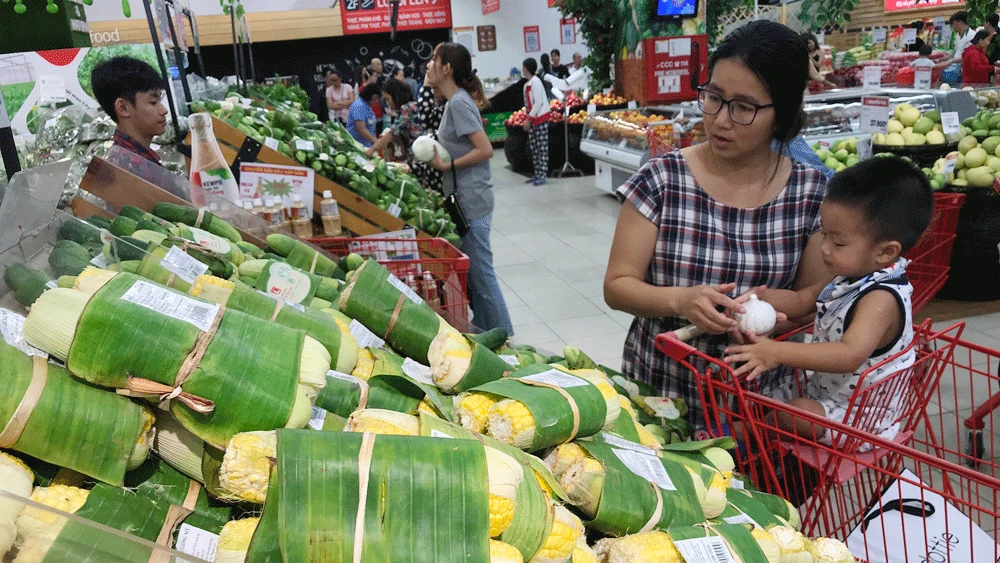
723;156;934;444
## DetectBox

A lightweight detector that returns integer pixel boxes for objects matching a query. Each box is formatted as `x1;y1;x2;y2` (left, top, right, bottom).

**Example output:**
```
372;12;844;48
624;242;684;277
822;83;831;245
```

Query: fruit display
971;88;1000;110
550;92;586;113
811;137;861;172
589;92;629;106
504;108;528;127
567;110;588;125
959;107;1000;138
871;104;949;147
926;133;1000;188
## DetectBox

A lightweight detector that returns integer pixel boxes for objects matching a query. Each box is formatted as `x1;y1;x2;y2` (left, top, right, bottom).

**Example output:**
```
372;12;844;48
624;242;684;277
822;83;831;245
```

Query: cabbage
412;135;451;163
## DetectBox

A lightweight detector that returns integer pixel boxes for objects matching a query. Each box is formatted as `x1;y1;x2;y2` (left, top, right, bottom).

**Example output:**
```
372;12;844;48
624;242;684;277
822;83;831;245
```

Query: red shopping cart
903;193;965;311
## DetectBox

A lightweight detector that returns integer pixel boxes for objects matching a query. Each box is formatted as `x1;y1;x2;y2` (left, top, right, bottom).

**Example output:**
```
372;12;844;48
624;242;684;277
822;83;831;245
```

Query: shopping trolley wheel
964;430;985;468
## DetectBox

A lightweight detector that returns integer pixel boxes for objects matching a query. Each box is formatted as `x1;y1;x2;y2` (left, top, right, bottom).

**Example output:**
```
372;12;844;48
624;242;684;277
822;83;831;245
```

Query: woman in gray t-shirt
425;43;513;334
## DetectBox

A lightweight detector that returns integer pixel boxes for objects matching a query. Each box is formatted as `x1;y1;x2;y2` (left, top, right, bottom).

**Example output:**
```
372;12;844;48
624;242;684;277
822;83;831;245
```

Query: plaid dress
616;151;827;426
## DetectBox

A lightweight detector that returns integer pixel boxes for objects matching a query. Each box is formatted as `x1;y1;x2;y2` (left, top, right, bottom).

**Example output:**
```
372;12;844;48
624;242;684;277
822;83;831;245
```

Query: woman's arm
355;120;379;145
326;93;337;110
603;201;741;334
429;129;493;171
365;130;395;156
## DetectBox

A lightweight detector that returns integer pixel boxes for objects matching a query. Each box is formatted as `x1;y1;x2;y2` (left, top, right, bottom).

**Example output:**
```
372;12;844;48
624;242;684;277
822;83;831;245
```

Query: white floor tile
511;321;559;345
547;314;626;342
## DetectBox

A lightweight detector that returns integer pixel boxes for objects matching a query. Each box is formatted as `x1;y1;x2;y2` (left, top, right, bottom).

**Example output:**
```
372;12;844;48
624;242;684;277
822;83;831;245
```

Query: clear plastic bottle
289;194;313;238
422;272;440;308
188;113;241;206
320;190;342;236
242;200;254;213
265;197;286;233
251;197;266;220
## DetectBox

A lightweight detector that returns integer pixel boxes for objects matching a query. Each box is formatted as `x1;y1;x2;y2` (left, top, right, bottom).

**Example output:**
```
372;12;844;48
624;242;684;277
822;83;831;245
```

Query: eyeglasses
697;87;774;125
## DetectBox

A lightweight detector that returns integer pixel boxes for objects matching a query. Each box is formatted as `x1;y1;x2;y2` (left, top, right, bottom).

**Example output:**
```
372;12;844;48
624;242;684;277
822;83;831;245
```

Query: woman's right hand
522;121;531;132
675;283;741;335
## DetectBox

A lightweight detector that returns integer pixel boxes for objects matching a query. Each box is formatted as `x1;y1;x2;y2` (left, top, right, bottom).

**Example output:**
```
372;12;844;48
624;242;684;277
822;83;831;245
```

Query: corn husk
428;332;510;393
244;430;491;562
666;524;773;563
716;488;789;530
0;337;149;486
316;370;453;420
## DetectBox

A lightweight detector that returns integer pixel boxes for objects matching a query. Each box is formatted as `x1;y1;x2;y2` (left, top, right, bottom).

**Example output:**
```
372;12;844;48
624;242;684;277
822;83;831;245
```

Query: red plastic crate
308;236;471;331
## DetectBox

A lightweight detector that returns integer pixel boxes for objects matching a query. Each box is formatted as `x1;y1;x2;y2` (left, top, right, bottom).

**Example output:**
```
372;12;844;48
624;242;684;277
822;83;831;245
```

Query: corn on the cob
559;457;604;518
15;484;90;563
751;527;781;563
417;398;442;418
768;525;814;563
808;537;853;563
352;348;376;380
617;397;662;449
571;540;598;563
606;531;683;563
219;431;277;504
428;329;473;391
344;409;420;436
703;447;735;487
153;414;206;482
215;517;260;563
485;446;524;538
0;453;33;556
532;503;584;563
454;391;499;433
130;407;157;470
544;443;589;479
490;539;525;563
555;367;620;430
591;538;617;563
487;399;536;450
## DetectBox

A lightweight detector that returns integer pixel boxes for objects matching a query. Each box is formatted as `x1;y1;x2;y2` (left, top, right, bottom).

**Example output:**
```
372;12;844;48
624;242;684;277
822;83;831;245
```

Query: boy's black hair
523;57;538;75
918;44;932;57
359;83;382;103
91;56;164;122
825;156;934;253
550;48;561;57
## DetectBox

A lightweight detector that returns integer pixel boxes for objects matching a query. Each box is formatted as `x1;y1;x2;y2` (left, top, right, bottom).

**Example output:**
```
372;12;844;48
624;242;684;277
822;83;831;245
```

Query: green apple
965;147;988;168
912;117;934;135
982;136;1000;155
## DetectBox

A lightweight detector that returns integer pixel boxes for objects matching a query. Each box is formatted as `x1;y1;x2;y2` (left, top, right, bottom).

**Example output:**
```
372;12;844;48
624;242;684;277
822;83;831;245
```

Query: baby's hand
723;337;779;381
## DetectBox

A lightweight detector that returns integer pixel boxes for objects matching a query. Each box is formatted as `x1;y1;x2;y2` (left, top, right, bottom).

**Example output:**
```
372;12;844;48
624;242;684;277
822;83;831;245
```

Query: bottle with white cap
251;197;266;220
320;190;342;236
289;194;313;238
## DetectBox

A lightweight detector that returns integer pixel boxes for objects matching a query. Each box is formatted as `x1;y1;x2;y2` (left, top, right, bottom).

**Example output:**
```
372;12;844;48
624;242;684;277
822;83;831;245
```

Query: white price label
902;28;917;45
674;537;737;563
872;27;887;43
863;66;882;89
295;139;315;152
627;101;638;109
613;448;676;490
387;274;423;304
857;139;872;160
354;155;369;168
941;112;961;135
942;154;958;177
430;429;454;438
89;254;110;268
264;137;280;150
817;140;830;150
387;202;402;218
0;309;48;358
120;280;220;332
730;478;745;490
521;369;590;388
328;370;362;385
601;432;656;455
175;524;219;562
587;104;597;114
914;69;932;90
401;358;434;385
349;319;385;349
308;406;327;430
499;354;520;367
161;246;210;284
255;289;306;313
724;513;761;528
611;375;640;398
45;280;58;289
860;96;891;134
186;227;233;255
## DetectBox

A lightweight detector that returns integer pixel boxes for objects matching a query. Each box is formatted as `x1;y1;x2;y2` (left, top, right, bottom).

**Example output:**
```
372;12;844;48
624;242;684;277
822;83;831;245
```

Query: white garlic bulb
735;294;777;335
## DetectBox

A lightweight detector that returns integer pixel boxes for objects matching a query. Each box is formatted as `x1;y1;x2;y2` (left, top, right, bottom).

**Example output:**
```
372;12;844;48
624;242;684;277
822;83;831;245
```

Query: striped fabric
616;151;827;426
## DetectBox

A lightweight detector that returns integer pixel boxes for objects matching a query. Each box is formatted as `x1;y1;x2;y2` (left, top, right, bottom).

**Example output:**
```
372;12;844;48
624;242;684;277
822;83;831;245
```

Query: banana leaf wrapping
276;237;339;278
0;339;146;486
715;489;787;529
439;335;511;394
472;363;608;451
38;459;233;563
134;245;193;293
316;371;454;420
253;260;320;306
574;442;704;537
419;415;554;562
245;430;490;563
339;260;445;365
668;524;769;563
60;273;301;449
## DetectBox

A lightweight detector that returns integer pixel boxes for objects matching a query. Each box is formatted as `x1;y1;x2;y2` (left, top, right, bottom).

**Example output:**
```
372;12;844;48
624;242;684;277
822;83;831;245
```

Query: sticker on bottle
194;168;240;201
430;429;454;439
601;432;656;455
349;319;385;349
308;406;327;430
89;254;110;268
387;273;423;304
612;448;676;490
175;524;219;562
0;309;48;358
644;397;681;419
264;137;280;150
263;262;314;304
674;537;737;563
295;139;315;152
161;246;210;284
327;370;362;385
387;202;402;218
723;513;761;528
499;355;520;367
186;226;233;255
520;369;590;388
401;358;434;385
120;280;221;332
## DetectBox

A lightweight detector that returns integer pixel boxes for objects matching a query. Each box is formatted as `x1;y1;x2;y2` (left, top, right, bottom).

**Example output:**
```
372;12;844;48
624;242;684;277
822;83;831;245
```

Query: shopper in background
950;11;978;65
325;71;354;124
604;20;828;427
91;56;168;166
412;81;446;194
347;83;381;147
962;30;994;85
522;57;550;187
469;74;492;113
550;49;570;79
352;65;370;91
906;21;926;53
985;14;1000;64
392;65;405;82
571;52;584;71
403;67;421;100
369;58;385;88
539;53;553;77
425;42;514;335
801;32;835;91
365;79;419;162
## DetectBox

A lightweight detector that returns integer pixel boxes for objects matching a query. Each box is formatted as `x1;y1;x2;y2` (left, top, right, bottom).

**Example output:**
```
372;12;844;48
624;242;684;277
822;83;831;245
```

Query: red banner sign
644;35;708;104
340;0;452;36
884;0;963;12
482;0;499;14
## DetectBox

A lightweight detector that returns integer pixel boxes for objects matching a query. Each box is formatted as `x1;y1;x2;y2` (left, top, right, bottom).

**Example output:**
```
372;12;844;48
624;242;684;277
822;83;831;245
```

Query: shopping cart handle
655;331;700;362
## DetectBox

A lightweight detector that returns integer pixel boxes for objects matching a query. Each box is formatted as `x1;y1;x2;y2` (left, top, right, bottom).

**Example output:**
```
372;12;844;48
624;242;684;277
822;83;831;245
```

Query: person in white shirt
522;57;550;186
950;11;979;64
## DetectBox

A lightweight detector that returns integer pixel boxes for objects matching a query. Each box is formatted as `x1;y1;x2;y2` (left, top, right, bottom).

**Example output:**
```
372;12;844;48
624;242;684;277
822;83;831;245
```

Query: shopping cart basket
902;193;965;311
308;236;470;331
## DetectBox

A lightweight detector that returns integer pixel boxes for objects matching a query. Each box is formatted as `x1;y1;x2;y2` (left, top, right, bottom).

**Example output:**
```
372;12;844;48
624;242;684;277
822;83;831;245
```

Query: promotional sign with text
340;0;452;36
644;35;708;104
884;0;963;11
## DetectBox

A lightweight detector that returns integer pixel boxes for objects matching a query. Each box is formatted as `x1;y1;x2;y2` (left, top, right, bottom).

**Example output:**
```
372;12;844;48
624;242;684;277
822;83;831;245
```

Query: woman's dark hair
352;65;367;87
540;53;552;73
433;42;478;95
974;29;991;45
382;78;413;107
910;20;924;30
523;57;538;75
799;32;820;50
825;156;933;253
989;13;1000;28
712;21;809;145
359;83;382;103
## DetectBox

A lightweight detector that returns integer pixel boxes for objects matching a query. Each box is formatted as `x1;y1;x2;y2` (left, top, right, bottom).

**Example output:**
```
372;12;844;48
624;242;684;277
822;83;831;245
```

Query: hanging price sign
860;96;891;134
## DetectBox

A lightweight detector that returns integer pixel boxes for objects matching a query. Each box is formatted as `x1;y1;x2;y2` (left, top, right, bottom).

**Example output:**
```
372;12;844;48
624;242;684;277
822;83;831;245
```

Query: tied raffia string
270;298;285;322
309;251;320;274
149;480;202;563
383;293;407;341
355;377;371;409
519;379;581;442
0;356;49;448
352;432;378;563
639;483;664;533
194;208;206;229
117;306;224;414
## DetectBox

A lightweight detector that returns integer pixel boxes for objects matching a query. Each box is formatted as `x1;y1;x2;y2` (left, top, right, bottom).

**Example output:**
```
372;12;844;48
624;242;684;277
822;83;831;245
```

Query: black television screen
656;0;697;17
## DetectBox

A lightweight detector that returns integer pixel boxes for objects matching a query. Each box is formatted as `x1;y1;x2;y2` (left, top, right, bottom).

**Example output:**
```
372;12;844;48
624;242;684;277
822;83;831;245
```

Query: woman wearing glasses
604;21;830;427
